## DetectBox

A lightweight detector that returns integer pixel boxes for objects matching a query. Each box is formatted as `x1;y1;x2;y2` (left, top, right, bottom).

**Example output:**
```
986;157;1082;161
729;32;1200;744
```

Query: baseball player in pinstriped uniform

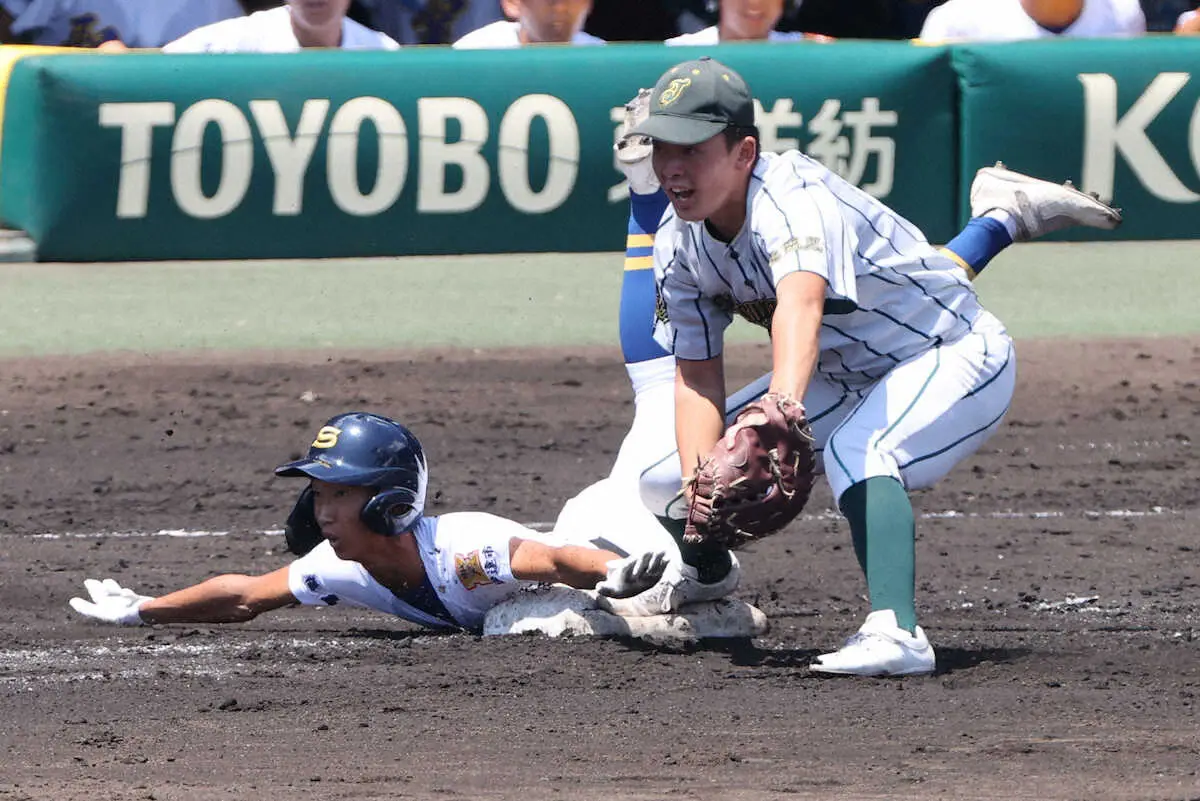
593;56;1122;675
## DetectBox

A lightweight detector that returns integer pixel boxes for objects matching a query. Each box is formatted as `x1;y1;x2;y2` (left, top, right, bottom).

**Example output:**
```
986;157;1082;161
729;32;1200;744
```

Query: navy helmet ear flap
362;486;424;535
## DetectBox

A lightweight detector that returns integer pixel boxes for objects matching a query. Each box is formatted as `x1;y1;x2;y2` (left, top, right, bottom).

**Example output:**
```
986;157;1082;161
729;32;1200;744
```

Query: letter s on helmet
275;412;428;535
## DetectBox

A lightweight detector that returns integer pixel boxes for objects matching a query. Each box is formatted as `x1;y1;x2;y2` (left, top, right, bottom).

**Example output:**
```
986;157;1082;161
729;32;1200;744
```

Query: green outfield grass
0;241;1194;358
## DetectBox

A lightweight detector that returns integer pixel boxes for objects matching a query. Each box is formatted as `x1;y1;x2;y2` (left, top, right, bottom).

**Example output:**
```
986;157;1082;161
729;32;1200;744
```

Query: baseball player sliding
68;413;670;633
588;56;1123;675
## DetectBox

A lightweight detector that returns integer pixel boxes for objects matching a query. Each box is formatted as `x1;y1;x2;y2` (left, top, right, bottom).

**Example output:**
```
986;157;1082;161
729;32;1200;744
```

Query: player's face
720;0;785;40
311;480;377;561
653;133;757;234
288;0;351;28
516;0;593;43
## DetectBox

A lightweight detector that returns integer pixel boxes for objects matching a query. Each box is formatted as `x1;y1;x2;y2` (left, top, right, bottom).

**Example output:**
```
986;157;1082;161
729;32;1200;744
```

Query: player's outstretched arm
675;355;728;482
69;567;296;626
508;538;668;597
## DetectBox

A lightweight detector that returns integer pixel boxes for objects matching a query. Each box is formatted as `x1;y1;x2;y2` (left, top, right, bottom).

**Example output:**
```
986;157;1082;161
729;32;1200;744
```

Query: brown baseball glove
684;393;816;548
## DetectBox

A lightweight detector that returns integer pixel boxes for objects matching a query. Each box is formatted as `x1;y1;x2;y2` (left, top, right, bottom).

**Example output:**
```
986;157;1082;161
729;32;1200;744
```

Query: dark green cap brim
631;114;728;146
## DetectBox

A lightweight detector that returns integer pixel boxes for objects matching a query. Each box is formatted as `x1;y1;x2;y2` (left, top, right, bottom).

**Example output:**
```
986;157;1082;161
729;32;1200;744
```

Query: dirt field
1;338;1197;801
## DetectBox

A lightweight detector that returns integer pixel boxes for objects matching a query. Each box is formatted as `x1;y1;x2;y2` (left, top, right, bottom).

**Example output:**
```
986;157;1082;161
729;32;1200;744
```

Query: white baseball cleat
970;161;1123;241
811;609;936;677
597;553;741;617
614;88;660;195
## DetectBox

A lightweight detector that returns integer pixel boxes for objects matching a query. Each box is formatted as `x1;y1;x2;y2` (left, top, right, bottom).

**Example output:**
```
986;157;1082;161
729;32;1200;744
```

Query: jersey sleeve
651;225;733;361
287;541;375;609
757;178;859;306
435;512;521;590
423;512;546;630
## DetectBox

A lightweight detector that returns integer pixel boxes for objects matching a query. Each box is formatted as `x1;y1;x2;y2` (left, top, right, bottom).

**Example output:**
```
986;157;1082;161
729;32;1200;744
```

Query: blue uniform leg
941;217;1014;279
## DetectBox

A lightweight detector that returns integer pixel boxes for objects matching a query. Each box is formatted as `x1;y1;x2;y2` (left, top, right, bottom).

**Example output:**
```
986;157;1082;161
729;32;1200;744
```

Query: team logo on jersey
769;236;824;265
735;298;776;330
455;547;502;591
303;574;321;592
311;426;341;449
658;78;691;108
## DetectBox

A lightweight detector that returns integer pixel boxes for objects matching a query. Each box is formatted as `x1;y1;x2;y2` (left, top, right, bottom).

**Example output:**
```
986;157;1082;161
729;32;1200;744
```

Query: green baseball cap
631;57;755;146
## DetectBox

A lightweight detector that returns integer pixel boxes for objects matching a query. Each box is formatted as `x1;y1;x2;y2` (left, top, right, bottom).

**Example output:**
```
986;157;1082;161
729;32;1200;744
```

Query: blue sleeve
619;190;672;364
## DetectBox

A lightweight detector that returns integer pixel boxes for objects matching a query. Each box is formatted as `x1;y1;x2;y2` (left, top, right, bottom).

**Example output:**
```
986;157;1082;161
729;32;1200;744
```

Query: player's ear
736;136;758;169
501;0;521;20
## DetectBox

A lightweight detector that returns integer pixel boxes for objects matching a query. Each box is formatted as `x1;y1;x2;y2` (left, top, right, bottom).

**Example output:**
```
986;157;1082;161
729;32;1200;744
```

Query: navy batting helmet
275;412;428;535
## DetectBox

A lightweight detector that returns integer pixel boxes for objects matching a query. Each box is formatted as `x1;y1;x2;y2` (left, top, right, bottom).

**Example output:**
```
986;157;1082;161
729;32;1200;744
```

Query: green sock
656;516;732;584
837;477;918;634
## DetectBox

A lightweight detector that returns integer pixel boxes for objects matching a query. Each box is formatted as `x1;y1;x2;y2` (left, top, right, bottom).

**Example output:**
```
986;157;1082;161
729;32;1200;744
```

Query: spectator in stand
666;0;832;43
0;0;254;47
352;0;504;45
919;0;1146;40
453;0;602;46
163;0;397;51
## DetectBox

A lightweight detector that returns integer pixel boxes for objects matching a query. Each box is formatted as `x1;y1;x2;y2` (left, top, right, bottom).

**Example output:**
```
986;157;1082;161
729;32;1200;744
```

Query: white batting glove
595;550;670;598
69;578;153;626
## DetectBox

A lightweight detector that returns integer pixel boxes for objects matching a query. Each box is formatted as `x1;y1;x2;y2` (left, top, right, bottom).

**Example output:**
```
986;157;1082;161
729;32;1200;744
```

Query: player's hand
595;550;670;598
69;578;153;626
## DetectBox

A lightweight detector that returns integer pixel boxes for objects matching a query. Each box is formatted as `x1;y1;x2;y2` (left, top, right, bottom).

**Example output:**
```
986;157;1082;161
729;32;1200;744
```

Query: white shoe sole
810;660;935;677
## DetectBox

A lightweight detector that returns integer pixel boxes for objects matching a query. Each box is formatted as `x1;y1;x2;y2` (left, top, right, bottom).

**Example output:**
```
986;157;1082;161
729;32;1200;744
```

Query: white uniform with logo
919;0;1145;40
0;0;244;47
163;5;399;53
287;507;675;632
644;151;1016;508
452;20;604;48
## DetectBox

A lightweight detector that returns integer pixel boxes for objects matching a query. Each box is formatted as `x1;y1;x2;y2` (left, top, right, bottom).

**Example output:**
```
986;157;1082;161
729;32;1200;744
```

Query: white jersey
1;0;243;47
163;6;399;53
919;0;1145;40
287;512;554;632
452;19;605;48
652;151;983;389
665;27;806;45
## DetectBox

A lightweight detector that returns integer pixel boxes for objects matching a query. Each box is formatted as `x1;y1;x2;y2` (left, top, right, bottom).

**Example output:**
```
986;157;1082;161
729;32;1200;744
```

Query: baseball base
482;586;768;642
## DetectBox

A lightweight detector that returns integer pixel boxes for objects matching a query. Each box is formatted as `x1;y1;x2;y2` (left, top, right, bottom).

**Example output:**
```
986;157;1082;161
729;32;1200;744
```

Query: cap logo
312;425;342;449
659;77;691;108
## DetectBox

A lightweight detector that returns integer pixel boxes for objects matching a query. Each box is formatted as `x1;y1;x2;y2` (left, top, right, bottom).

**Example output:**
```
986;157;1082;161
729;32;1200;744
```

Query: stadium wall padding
1;37;1196;261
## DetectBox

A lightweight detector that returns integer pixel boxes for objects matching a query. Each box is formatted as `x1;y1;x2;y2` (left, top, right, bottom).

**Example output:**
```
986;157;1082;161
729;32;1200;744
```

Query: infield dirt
1;338;1197;800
